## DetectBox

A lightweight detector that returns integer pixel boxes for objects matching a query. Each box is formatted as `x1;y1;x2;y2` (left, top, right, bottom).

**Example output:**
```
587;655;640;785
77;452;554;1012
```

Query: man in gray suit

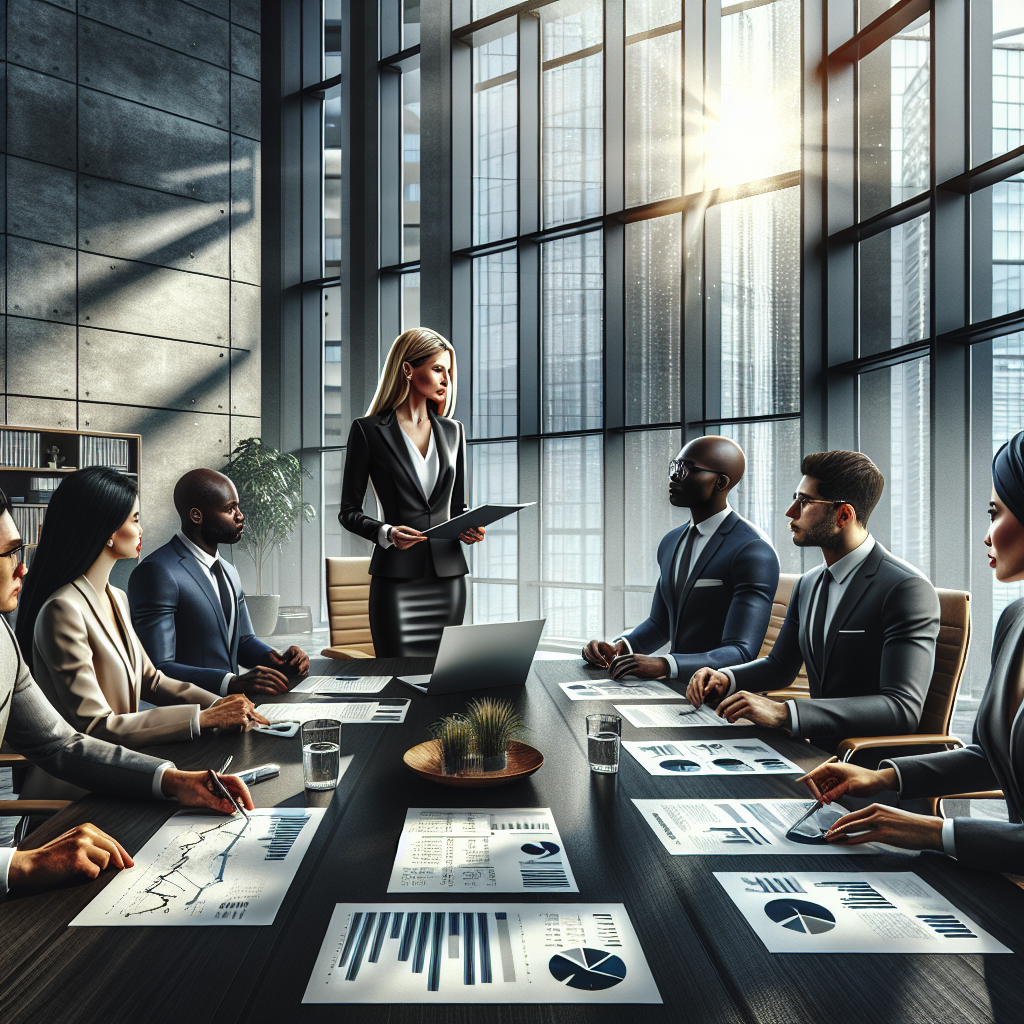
687;450;941;753
0;489;253;895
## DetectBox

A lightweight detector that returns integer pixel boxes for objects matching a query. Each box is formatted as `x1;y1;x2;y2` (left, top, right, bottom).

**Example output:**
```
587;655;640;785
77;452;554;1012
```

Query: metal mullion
689;412;802;429
454;0;560;42
829;0;930;65
604;0;625;437
830;338;933;375
941;144;1024;196
939;308;1024;347
379;67;402;270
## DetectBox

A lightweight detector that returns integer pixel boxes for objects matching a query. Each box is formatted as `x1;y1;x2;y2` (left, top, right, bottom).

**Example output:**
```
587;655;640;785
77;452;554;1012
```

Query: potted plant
223;438;316;637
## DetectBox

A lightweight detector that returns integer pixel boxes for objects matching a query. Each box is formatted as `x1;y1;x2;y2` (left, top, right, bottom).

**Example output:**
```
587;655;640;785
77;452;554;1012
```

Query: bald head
174;469;244;552
680;436;745;491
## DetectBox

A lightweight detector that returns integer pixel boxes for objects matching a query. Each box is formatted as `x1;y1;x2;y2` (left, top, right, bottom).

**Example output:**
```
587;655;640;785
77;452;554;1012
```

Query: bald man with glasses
687;450;941;754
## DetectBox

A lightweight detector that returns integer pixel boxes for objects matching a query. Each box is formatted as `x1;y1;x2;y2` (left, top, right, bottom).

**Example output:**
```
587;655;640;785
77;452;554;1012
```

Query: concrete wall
1;0;262;586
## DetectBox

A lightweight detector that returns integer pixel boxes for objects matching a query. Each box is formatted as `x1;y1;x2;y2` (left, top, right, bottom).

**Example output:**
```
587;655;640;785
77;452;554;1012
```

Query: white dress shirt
176;531;237;697
722;534;877;736
378;426;440;548
880;759;958;859
619;504;734;678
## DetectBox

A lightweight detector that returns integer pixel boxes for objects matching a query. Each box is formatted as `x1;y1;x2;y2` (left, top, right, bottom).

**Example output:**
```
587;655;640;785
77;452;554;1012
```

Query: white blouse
377;425;439;547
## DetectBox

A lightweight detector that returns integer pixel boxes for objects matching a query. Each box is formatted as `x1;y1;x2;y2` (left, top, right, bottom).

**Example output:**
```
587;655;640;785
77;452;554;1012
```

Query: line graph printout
622;739;802;776
303;903;662;1004
614;703;738;728
292;675;391;694
559;680;679;701
632;799;913;856
256;698;409;724
387;808;579;894
715;872;1011;954
70;808;325;927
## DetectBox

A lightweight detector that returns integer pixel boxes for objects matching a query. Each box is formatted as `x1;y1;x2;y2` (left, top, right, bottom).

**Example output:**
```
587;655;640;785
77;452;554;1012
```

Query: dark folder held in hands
423;502;535;540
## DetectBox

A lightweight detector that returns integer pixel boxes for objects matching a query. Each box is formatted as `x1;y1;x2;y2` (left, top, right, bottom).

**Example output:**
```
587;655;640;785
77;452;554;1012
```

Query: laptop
397;619;546;695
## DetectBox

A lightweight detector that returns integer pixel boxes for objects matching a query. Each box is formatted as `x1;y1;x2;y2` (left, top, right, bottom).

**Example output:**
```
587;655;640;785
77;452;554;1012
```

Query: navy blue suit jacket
128;536;275;691
624;511;780;681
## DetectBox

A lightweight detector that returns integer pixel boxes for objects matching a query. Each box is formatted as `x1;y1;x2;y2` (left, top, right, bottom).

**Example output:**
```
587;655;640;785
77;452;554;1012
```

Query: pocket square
692;579;724;588
837;629;865;634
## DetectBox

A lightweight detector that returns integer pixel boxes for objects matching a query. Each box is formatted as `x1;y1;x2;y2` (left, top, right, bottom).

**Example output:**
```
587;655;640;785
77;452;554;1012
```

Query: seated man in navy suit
583;436;780;686
129;469;310;697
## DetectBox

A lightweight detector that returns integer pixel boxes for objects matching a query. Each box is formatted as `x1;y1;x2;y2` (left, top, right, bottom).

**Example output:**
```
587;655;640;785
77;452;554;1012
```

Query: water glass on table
586;713;621;773
301;719;342;790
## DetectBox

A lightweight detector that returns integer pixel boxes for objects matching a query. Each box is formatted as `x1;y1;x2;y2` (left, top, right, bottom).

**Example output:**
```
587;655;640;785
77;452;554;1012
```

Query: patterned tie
811;568;833;678
210;559;234;638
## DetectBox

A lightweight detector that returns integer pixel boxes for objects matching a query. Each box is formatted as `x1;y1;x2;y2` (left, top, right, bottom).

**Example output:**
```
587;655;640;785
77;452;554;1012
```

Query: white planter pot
247;594;281;637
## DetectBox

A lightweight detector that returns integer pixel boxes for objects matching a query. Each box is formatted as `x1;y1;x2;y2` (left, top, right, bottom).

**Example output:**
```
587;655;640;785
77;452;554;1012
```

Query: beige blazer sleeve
32;583;215;748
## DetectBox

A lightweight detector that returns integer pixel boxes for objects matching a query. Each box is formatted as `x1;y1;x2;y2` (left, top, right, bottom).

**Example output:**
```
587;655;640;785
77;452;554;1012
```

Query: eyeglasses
1;544;25;566
670;458;719;479
791;493;849;510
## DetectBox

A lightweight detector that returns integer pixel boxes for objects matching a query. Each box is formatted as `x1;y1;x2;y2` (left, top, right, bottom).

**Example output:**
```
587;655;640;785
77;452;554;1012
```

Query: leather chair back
921;589;971;735
759;573;809;690
325;557;375;656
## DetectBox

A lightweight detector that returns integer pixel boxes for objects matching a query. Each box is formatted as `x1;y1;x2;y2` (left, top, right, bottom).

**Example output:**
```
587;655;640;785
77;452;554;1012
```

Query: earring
107;540;114;548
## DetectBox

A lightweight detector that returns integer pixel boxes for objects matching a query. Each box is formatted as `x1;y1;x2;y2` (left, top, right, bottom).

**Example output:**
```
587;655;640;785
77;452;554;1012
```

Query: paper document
423;503;534;540
715;871;1011;954
559;680;679;701
623;739;802;776
303;902;662;1004
615;703;736;728
70;808;325;927
292;675;391;694
387;808;578;894
633;798;912;856
257;698;410;724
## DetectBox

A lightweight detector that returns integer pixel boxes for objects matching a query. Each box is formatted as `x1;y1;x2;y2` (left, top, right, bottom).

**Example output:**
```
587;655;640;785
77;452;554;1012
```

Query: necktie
210;559;234;637
811;567;833;678
671;526;699;647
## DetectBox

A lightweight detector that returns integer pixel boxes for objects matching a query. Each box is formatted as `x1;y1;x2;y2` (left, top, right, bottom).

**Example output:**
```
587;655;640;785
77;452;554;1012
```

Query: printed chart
715;872;1011;953
559;680;679;701
387;808;579;894
303;903;662;1004
632;799;910;856
257;698;410;724
70;808;325;927
614;703;736;729
292;675;391;694
622;739;801;776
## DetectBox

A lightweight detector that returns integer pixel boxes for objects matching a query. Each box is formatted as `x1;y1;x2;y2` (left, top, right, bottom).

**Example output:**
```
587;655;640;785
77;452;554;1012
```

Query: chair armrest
839;734;964;760
937;790;1004;802
0;753;29;768
0;800;71;817
320;646;373;661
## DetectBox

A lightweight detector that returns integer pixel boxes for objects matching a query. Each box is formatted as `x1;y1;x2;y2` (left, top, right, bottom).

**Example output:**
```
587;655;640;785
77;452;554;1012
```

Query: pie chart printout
548;948;628;991
658;759;701;773
764;899;837;935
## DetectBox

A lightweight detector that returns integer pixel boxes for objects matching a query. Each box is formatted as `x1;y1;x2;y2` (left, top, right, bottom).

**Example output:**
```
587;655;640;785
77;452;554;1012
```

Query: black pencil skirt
368;557;467;658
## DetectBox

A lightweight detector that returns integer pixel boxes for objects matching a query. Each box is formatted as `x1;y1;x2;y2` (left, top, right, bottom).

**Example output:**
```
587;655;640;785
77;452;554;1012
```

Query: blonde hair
367;328;458;417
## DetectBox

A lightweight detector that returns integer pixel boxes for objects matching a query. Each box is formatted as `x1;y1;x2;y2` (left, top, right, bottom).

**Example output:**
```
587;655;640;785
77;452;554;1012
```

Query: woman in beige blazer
17;467;267;749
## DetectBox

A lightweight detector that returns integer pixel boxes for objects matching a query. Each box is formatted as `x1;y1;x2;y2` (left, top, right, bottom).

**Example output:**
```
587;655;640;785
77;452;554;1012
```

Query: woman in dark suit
799;429;1024;874
339;328;484;657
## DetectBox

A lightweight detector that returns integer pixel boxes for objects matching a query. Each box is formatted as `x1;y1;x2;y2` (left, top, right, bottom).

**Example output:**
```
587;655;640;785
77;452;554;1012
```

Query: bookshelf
0;425;142;565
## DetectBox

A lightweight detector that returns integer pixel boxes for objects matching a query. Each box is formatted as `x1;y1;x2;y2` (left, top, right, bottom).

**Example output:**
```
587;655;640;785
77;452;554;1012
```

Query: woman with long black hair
16;466;264;750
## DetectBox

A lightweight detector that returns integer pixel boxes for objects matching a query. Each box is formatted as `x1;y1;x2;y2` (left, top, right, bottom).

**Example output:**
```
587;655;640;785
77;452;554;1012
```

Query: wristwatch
386;526;394;544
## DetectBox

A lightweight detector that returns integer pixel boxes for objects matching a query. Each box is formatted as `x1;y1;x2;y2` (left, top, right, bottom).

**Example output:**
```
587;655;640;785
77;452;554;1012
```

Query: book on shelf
0;430;41;468
79;435;130;472
11;506;45;545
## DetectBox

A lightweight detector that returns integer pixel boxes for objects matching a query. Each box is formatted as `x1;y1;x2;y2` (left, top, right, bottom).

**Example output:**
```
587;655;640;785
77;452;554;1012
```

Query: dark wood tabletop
3;656;1023;1024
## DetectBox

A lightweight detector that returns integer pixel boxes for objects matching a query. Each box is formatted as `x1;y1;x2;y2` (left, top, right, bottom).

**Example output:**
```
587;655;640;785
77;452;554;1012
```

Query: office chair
321;557;375;660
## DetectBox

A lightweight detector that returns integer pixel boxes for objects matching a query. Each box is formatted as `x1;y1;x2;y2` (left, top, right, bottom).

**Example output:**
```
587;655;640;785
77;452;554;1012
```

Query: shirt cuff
941;817;957;859
377;524;394;548
219;672;234;697
0;847;13;896
152;761;176;800
190;705;201;737
664;657;678;678
879;759;904;794
614;636;633;655
721;667;738;696
786;699;800;737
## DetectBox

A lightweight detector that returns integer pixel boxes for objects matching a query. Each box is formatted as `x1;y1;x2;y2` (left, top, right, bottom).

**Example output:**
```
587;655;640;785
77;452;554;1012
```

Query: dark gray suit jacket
729;541;940;751
892;598;1024;875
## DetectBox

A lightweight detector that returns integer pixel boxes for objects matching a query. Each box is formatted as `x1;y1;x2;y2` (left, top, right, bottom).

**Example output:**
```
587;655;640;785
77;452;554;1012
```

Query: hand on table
199;694;270;732
608;653;670;681
715;689;790;729
459;526;486;545
8;824;133;890
685;667;730;707
821;803;944;851
160;768;255;814
229;666;290;696
581;639;628;669
391;525;426;550
269;646;309;679
797;761;897;805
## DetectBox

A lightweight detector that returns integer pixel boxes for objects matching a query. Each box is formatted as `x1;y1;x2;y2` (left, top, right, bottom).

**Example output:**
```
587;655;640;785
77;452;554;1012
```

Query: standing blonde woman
339;328;485;656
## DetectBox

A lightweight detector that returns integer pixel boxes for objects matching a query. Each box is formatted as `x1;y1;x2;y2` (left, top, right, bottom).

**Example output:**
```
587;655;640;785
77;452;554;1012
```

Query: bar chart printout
387;808;579;893
559;680;678;701
714;872;1012;954
70;808;326;927
614;703;735;728
622;739;802;776
303;903;662;1004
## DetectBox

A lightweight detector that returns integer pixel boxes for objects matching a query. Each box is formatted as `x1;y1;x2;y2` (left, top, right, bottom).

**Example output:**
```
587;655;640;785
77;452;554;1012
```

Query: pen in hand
207;765;250;822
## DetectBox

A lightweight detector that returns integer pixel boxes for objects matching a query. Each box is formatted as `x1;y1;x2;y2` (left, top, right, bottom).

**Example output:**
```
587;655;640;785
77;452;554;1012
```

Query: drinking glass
301;719;342;790
586;713;621;773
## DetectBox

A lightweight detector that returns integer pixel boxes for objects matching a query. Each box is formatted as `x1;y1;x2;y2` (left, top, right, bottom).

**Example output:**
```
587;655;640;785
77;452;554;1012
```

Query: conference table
3;657;1023;1024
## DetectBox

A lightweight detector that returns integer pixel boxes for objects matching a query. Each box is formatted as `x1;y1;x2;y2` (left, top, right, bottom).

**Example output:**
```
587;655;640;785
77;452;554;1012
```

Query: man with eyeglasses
583;435;780;686
0;489;253;895
686;450;941;753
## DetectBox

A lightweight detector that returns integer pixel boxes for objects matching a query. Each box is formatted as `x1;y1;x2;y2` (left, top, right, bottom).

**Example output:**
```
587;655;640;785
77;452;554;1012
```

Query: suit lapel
677;513;736;611
426;413;454;507
820;543;884;677
664;525;689;628
377;411;428;502
71;578;136;691
988;608;1024;799
175;544;230;648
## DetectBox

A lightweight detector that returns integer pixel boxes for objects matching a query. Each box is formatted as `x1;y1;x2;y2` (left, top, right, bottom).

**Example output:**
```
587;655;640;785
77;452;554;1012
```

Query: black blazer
339;409;470;579
892;598;1024;875
729;541;941;751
